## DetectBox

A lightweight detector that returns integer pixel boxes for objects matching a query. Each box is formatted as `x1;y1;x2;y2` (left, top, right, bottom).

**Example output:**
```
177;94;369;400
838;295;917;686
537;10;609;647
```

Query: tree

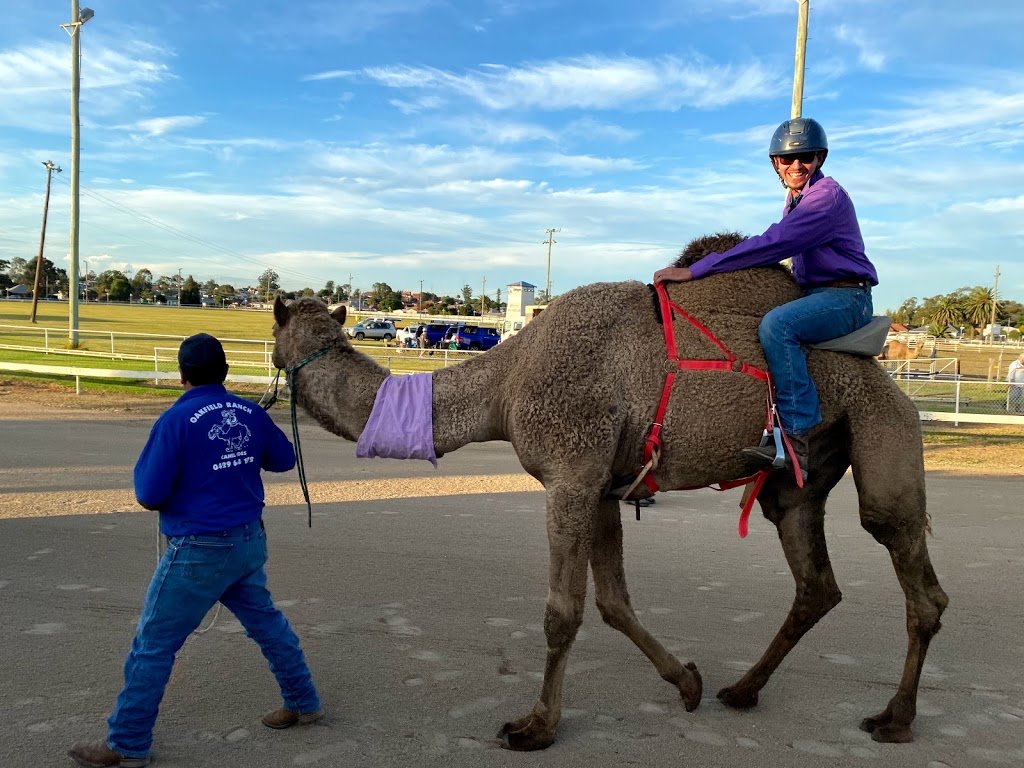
371;282;394;308
180;276;201;306
461;284;474;304
108;275;131;302
889;297;920;326
130;268;154;301
23;257;63;295
258;269;280;301
963;287;997;334
0;259;9;288
7;257;27;284
318;280;336;301
202;278;218;295
928;295;964;331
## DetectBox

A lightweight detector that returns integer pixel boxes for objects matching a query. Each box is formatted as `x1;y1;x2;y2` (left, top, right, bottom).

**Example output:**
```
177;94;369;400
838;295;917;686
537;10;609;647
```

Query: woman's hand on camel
653;267;694;284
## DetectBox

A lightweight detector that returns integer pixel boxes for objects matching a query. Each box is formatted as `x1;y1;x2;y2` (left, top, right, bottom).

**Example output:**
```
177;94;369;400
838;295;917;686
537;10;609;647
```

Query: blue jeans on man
106;520;321;758
758;285;874;435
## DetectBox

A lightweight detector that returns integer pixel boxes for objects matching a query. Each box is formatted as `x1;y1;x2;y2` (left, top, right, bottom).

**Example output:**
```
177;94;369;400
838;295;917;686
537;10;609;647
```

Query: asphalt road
1;408;1022;768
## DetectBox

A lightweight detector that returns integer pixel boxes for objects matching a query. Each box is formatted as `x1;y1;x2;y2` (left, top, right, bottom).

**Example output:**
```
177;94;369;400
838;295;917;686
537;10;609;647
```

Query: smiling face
772;151;823;193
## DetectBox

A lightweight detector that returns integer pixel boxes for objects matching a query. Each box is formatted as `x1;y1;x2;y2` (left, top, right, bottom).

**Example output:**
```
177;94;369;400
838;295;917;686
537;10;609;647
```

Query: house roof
889;322;909;333
6;284;30;295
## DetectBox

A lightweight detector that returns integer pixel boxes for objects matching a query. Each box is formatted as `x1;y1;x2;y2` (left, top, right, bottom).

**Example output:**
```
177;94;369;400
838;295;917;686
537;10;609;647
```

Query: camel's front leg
718;490;842;709
499;486;594;751
590;498;702;710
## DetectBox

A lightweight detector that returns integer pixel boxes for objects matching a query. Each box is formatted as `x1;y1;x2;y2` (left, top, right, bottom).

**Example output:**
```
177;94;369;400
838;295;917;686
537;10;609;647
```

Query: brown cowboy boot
741;432;809;482
261;707;325;729
67;741;150;768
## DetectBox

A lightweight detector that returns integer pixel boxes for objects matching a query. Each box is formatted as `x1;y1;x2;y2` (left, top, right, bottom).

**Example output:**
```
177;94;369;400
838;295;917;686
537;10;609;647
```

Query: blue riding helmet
769;117;828;165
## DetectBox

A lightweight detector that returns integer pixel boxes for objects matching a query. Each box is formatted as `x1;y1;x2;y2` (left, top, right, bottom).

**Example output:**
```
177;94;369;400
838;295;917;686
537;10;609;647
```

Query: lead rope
281;347;332;527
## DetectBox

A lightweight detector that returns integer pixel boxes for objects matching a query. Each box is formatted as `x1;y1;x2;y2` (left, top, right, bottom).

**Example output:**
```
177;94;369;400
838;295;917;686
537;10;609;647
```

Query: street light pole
791;0;810;119
62;2;94;346
30;160;62;323
177;268;182;307
419;279;424;317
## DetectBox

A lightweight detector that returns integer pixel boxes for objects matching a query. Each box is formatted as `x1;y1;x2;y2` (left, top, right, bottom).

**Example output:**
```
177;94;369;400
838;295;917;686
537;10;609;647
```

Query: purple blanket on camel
355;373;438;467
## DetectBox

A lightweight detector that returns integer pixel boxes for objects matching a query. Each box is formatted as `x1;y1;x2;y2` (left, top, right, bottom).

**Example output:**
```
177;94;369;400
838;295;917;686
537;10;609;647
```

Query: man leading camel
655;117;878;478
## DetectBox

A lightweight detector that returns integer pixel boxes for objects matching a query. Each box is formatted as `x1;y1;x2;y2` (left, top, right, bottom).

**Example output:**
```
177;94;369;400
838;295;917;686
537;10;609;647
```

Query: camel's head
271;296;348;370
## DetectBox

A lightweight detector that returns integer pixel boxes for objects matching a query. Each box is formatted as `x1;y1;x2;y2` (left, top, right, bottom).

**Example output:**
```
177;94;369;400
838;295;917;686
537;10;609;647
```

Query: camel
880;337;927;361
270;233;948;751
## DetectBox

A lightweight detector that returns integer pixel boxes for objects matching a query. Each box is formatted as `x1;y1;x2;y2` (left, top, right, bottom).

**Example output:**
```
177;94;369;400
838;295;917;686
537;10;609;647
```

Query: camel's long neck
430;350;512;453
294;347;388;442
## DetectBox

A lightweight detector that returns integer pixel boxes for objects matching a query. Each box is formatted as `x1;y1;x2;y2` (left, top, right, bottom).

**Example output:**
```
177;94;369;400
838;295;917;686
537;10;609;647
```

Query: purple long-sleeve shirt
688;171;878;288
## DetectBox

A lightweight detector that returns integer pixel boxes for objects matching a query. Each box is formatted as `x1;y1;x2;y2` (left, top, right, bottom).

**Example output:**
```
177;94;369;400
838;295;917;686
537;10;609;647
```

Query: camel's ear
330;304;347;325
273;296;289;327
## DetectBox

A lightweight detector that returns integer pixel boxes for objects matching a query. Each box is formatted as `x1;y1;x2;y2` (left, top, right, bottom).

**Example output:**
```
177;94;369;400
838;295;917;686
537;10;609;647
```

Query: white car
397;324;425;348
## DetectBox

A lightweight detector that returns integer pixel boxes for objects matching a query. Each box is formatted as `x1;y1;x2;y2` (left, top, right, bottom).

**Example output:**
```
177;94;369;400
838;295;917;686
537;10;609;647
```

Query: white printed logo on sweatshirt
207;409;251;451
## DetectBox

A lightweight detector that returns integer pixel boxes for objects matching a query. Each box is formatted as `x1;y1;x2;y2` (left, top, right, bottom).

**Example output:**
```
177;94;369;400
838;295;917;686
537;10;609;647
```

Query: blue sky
1;0;1022;311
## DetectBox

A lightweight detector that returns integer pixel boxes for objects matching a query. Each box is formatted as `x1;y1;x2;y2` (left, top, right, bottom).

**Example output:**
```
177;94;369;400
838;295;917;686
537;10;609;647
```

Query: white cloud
359;55;781;112
0;39;170;131
834;24;887;71
133;115;207;136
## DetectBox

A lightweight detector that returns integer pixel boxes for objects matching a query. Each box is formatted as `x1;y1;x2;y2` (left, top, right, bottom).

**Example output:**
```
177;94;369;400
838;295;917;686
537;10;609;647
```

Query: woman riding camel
655;117;878;478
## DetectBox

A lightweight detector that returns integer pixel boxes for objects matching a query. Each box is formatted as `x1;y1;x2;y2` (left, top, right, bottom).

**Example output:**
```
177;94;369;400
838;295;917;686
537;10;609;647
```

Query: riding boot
741;432;809;481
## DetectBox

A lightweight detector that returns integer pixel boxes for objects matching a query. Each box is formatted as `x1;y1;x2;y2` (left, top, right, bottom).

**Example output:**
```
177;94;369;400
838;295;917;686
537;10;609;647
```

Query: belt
816;279;869;289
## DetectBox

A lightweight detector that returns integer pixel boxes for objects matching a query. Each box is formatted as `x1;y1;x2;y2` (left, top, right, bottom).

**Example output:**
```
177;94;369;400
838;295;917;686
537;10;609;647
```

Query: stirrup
756;426;786;469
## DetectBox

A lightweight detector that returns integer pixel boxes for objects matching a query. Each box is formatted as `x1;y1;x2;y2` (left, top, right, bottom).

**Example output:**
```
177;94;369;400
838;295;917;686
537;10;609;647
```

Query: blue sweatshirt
134;384;296;536
689;171;878;288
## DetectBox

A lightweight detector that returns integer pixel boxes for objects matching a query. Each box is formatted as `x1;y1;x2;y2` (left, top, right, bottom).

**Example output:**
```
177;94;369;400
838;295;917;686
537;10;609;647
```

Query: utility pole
177;268;183;307
419;279;424;316
30;160;62;323
61;2;94;346
480;276;486;317
990;264;1000;340
84;260;89;301
791;0;810;119
543;228;560;303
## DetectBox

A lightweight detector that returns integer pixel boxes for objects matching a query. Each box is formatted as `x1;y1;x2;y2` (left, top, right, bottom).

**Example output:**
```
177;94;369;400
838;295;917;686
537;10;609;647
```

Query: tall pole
30;161;62;323
67;1;87;345
990;264;1000;340
177;268;183;307
791;0;810;119
543;228;559;302
480;276;486;317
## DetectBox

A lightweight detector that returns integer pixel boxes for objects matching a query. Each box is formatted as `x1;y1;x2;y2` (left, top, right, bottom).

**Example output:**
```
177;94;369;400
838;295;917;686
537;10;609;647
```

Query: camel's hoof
859;710;892;734
717;684;759;710
679;662;703;712
498;717;556;751
863;720;913;744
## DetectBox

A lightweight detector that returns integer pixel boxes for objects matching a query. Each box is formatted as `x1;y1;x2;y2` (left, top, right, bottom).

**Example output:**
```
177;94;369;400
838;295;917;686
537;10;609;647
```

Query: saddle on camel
270;232;947;751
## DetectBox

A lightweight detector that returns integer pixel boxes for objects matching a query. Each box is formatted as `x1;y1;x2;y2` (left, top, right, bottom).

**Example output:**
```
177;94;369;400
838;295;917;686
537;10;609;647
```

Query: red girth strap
638;282;775;538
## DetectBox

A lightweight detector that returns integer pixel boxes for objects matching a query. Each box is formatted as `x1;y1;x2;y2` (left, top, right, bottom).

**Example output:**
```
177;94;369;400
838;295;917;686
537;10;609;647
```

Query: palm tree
929;295;965;331
927;322;950;339
963;287;997;335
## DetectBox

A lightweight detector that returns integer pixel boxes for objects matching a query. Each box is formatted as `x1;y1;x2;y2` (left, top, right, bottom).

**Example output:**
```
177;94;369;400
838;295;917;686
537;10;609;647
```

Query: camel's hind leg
852;431;948;743
718;436;849;709
498;485;596;751
589;498;703;710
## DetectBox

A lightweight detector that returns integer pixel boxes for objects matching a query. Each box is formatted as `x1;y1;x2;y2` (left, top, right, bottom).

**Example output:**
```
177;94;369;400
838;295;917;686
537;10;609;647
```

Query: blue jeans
107;520;320;758
758;286;873;435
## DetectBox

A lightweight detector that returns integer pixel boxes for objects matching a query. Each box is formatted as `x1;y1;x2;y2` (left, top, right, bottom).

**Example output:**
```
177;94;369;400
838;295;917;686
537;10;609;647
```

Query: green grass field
0;301;470;394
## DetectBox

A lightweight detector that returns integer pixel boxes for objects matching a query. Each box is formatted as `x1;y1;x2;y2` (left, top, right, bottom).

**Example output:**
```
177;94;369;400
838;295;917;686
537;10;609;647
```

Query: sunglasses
775;151;820;166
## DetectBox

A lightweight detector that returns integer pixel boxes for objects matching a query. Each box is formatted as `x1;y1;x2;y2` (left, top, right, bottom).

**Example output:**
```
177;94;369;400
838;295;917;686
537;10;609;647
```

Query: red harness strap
637;283;777;538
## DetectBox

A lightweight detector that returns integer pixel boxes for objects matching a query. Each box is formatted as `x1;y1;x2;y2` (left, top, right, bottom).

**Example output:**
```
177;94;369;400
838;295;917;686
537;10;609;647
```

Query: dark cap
178;333;227;382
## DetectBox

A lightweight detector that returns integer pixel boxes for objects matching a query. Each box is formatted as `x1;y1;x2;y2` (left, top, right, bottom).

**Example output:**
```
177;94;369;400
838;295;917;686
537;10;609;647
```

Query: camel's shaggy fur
271;233;948;751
